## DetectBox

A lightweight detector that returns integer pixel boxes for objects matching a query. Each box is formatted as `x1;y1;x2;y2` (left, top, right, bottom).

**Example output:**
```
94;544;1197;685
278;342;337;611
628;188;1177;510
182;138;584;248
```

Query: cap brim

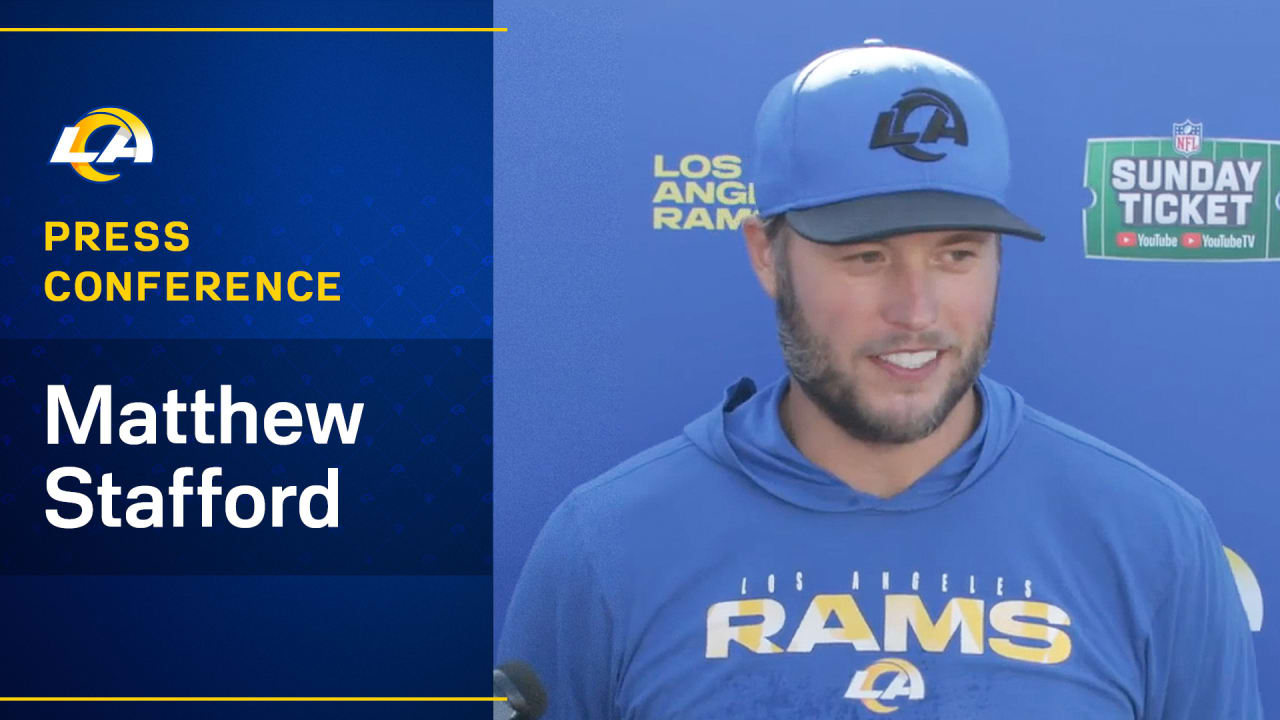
784;190;1045;244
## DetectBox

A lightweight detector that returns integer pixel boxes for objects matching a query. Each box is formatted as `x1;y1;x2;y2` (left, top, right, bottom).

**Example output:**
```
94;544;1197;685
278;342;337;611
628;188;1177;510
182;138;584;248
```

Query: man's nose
879;263;938;331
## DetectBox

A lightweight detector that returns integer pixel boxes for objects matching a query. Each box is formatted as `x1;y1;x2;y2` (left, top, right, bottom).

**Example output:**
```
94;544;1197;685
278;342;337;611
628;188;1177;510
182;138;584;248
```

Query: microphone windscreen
498;661;548;719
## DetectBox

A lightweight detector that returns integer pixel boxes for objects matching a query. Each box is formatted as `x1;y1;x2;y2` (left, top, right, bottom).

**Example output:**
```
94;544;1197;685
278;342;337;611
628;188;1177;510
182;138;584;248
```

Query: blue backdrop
494;0;1277;708
1;1;493;718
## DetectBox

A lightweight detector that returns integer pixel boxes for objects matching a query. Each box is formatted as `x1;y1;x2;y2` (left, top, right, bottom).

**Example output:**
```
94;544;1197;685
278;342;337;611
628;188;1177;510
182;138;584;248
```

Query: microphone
493;661;548;720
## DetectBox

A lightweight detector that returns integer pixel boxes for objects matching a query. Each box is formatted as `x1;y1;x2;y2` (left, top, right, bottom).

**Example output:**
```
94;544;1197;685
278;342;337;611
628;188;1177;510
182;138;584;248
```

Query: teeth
878;350;938;370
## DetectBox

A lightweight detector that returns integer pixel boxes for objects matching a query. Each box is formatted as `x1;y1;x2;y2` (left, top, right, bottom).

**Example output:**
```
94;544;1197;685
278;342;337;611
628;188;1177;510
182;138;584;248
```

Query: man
498;41;1262;718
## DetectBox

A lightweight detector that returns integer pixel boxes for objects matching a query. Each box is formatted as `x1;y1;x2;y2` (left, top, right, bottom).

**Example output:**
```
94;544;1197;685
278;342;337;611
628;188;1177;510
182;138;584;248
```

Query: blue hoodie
498;374;1262;719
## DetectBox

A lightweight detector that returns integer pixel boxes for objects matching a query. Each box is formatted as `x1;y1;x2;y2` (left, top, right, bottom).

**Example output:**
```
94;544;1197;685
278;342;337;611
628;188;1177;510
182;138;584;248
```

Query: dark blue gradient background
0;1;494;718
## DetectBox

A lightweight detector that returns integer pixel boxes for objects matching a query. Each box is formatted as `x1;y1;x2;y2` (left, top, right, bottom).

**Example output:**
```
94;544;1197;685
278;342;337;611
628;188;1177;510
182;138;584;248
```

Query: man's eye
947;250;977;262
846;252;883;264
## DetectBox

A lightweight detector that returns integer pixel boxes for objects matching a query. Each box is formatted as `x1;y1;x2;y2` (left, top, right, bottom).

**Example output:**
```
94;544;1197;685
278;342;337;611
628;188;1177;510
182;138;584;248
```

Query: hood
682;373;1024;513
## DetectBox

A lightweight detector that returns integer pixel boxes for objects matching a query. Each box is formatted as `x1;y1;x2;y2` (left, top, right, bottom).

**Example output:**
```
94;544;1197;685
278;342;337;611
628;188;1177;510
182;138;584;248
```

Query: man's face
771;225;1000;444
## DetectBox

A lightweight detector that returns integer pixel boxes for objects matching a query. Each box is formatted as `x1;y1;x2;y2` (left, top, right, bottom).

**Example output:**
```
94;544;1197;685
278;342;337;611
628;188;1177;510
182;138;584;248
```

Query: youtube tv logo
1115;231;1137;247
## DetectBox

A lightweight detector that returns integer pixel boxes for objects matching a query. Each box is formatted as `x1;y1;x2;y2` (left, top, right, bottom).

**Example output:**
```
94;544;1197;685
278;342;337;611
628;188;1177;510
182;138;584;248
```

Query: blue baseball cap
752;39;1044;244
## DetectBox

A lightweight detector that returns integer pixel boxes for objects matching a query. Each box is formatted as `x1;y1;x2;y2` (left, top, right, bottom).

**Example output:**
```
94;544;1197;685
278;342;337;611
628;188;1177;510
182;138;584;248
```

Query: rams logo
50;107;152;182
844;658;924;713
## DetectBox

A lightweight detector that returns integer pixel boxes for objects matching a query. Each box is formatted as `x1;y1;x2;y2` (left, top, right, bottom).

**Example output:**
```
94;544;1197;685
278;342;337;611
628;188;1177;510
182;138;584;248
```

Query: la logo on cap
869;88;969;162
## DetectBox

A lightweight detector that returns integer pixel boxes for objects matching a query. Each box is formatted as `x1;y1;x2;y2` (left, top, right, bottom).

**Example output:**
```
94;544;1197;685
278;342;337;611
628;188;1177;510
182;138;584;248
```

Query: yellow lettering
786;594;880;652
711;154;742;179
257;272;282;301
104;222;128;251
164;221;190;252
166;272;188;301
317;272;340;301
715;181;750;205
287;271;313;301
75;272;102;302
45;222;70;251
225;272;249;301
685;182;714;204
135;221;160;251
884;595;985;654
683;207;714;230
75;222;100;251
45;271;70;301
652;154;679;178
705;599;785;658
988;601;1072;664
680;154;711;178
107;272;131;301
715;207;754;230
137;271;160;301
653;207;682;230
652;180;684;204
195;272;221;301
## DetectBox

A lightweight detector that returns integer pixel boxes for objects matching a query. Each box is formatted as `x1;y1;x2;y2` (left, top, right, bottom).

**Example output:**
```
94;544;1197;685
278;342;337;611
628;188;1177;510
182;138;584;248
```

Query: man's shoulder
578;434;704;489
565;433;722;507
545;428;749;544
1016;403;1208;520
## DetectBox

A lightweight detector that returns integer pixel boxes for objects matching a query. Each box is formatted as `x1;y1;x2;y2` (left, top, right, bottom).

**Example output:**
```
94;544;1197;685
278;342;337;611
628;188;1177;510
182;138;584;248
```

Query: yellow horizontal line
0;691;506;696
0;28;507;32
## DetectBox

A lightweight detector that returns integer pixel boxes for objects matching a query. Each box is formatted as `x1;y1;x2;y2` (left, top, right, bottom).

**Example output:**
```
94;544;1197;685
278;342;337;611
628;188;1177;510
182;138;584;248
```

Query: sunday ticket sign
1083;123;1280;261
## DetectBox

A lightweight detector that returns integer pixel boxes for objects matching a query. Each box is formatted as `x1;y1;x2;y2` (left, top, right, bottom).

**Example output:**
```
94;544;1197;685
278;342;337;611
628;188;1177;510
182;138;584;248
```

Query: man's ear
743;215;780;300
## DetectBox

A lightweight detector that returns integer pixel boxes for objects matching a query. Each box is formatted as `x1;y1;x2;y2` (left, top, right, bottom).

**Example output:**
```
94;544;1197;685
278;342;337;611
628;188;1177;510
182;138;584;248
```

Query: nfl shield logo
1173;119;1203;156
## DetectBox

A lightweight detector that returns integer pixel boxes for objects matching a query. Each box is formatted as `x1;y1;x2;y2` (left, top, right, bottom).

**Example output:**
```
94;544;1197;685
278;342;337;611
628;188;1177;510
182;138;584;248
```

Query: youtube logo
1116;232;1137;247
1182;232;1203;249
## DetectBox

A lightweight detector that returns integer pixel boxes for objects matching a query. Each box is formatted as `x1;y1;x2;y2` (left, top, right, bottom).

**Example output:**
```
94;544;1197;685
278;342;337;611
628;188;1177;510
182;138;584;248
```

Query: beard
774;251;994;445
